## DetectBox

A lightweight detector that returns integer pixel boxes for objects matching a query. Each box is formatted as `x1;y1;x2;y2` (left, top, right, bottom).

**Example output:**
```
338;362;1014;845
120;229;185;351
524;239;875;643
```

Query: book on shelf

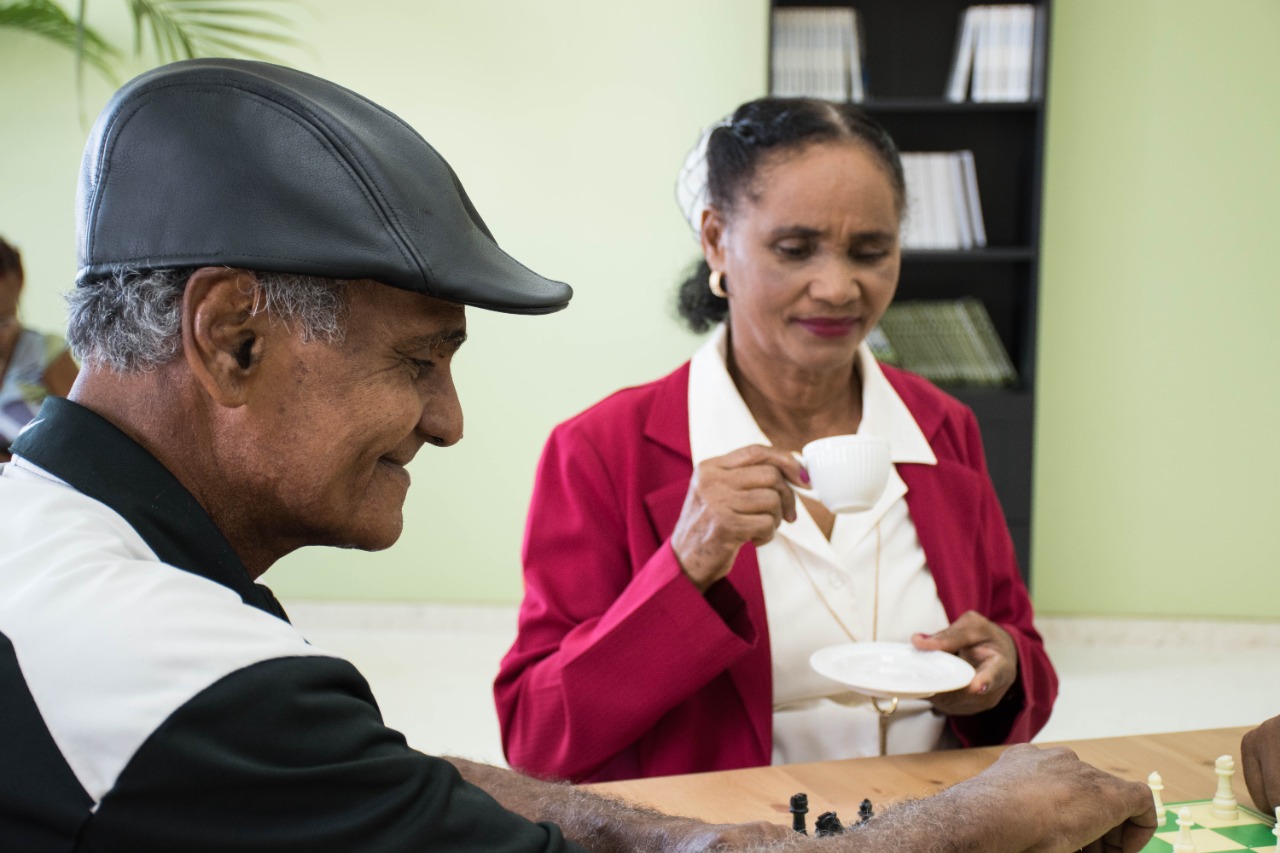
898;151;987;251
770;7;866;102
946;4;1044;103
874;298;1017;387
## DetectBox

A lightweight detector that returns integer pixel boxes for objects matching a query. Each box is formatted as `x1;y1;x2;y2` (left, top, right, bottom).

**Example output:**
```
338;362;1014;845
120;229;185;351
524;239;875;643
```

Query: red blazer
495;362;1057;783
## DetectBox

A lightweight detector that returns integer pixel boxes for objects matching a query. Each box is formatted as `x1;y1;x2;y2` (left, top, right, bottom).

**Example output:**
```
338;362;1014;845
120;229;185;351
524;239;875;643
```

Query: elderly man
0;59;1156;852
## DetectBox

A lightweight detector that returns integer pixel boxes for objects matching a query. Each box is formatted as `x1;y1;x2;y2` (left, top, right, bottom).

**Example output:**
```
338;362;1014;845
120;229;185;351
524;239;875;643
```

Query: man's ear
182;267;271;408
700;206;729;271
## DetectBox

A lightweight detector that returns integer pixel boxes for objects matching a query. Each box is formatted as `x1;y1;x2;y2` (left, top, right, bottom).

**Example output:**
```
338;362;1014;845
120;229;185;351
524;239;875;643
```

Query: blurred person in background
0;235;78;460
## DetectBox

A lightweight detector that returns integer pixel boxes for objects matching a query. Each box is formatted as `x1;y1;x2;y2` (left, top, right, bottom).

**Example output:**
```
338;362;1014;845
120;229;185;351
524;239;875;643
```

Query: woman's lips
795;317;861;338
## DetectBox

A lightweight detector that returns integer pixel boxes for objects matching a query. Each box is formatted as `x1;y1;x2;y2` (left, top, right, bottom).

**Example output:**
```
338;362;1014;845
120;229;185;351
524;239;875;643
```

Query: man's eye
855;250;889;263
409;358;434;377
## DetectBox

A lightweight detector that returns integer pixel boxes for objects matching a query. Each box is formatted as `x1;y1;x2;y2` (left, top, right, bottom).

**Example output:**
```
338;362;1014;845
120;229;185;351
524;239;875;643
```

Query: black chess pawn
858;798;874;824
789;793;809;835
814;811;846;837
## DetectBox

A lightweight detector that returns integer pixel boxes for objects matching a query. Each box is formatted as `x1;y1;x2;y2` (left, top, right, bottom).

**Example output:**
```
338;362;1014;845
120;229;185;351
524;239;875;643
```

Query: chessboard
1143;801;1277;853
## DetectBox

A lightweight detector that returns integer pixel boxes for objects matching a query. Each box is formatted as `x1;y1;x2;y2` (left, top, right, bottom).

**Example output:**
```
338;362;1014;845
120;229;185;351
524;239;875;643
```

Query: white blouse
687;325;954;763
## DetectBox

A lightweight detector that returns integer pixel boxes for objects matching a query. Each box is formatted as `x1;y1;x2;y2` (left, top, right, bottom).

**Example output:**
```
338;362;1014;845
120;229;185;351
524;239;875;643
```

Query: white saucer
809;641;976;700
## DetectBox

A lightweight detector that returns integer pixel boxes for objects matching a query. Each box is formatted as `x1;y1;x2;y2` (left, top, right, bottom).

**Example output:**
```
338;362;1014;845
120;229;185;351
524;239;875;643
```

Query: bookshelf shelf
902;248;1038;263
768;0;1051;579
860;99;1042;114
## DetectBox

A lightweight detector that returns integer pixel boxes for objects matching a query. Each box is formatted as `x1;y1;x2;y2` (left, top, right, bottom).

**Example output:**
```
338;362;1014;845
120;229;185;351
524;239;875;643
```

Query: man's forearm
446;758;1021;853
447;744;1156;853
446;757;714;852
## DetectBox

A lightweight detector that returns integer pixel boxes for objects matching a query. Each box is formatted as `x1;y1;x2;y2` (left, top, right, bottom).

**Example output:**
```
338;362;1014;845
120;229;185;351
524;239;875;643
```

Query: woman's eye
776;241;812;259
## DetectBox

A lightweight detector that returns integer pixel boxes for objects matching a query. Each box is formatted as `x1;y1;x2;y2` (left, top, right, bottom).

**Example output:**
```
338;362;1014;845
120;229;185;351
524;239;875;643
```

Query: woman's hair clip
674;115;733;240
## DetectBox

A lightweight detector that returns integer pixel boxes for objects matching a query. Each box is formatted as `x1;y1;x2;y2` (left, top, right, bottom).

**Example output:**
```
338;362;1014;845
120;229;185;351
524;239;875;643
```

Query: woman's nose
808;259;861;305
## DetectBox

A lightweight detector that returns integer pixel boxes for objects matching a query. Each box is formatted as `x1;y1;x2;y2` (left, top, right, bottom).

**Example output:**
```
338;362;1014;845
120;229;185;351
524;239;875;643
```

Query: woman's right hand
671;444;808;592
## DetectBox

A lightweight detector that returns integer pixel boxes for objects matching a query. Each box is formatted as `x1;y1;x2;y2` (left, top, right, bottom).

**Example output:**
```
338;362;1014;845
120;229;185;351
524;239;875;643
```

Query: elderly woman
0;236;78;460
494;97;1057;784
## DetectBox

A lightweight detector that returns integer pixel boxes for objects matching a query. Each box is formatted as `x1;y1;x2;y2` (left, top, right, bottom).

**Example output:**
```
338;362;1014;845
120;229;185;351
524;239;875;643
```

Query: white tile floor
285;601;1280;768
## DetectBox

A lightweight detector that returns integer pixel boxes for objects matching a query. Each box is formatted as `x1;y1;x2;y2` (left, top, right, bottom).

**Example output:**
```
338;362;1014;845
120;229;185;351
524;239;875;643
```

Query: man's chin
328;516;404;553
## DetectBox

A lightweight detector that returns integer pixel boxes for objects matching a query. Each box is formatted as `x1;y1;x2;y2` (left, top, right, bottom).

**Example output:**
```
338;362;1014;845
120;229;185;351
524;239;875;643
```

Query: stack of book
899;151;987;251
871;298;1017;387
770;7;866;102
945;4;1046;103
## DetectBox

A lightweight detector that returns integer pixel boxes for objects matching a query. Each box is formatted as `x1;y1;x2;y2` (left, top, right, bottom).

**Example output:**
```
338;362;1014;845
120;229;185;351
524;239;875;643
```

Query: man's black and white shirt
0;398;583;853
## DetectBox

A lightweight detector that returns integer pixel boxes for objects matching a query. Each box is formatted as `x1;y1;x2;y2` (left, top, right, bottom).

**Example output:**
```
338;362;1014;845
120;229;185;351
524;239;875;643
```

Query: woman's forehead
738;143;899;221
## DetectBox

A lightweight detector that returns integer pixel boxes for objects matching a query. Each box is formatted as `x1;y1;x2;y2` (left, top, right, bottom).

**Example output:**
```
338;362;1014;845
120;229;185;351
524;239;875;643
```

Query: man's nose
419;380;463;447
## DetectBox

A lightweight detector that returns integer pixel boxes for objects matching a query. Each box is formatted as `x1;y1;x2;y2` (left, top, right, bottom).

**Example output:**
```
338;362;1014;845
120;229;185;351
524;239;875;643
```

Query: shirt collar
856;342;937;465
688;324;936;466
10;397;289;621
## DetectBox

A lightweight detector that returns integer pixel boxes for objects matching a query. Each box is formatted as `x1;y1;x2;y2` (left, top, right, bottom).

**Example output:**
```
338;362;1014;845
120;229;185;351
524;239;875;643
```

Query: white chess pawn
1211;754;1238;820
1172;806;1196;853
1273;806;1279;844
1148;771;1166;824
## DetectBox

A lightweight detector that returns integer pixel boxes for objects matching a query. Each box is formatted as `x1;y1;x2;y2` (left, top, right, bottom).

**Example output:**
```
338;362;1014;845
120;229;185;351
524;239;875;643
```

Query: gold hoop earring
709;269;727;299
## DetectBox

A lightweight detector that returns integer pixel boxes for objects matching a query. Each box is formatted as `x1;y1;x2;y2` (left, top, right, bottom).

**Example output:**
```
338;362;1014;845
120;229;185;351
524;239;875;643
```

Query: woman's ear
181;267;270;408
700;206;729;271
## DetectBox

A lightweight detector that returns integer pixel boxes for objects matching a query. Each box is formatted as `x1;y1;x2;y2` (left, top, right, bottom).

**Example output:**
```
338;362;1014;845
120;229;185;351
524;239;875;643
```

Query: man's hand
954;745;1159;852
912;610;1018;716
1242;715;1280;814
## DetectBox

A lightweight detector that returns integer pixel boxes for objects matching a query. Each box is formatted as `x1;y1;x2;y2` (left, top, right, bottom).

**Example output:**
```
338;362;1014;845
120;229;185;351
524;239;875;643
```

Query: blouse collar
688;323;936;467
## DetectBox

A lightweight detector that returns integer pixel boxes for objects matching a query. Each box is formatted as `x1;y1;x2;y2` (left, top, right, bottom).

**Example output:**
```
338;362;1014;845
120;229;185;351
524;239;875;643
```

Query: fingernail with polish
800;468;811;484
979;683;990;694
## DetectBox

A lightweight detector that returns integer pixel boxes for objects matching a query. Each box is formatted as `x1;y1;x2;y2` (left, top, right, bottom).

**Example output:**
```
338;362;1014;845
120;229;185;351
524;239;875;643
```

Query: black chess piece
859;798;874;823
814;811;846;837
789;793;809;835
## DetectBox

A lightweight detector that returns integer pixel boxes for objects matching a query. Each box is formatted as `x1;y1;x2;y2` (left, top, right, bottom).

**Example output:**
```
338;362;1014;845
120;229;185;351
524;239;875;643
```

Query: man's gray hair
66;268;349;372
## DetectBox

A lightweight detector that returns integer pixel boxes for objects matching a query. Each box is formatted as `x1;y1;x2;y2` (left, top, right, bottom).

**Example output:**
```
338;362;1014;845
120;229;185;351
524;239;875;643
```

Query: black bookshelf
770;0;1052;580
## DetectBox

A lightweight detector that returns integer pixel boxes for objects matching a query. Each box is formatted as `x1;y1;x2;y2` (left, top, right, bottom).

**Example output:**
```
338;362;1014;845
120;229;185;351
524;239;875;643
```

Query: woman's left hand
912;610;1018;716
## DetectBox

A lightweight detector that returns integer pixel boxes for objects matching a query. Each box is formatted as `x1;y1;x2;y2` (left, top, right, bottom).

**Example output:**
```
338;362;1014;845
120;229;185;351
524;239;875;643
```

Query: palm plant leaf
0;0;118;78
127;0;299;64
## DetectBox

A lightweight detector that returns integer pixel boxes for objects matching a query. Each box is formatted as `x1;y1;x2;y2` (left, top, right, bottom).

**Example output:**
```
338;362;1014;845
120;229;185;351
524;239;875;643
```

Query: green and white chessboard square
1142;801;1277;853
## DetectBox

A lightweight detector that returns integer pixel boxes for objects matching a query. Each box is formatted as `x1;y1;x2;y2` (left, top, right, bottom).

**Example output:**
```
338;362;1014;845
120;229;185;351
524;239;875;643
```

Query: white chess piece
1273;806;1279;845
1148;771;1166;824
1211;754;1238;820
1172;806;1196;853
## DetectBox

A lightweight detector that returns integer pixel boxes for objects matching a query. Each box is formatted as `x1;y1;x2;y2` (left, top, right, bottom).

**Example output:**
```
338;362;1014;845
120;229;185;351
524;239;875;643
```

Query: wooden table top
588;727;1257;825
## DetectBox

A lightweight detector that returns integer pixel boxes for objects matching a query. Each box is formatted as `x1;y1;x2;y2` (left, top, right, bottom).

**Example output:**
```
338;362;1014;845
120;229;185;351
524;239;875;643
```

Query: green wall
1033;0;1280;619
2;1;1277;618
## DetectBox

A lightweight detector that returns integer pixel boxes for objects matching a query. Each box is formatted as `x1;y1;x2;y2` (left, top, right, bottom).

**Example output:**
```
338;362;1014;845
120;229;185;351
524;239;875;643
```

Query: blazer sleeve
494;418;757;782
946;406;1058;747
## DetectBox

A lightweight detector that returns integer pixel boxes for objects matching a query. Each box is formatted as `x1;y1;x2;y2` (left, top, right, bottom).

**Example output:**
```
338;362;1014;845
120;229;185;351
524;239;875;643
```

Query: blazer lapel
640;363;772;764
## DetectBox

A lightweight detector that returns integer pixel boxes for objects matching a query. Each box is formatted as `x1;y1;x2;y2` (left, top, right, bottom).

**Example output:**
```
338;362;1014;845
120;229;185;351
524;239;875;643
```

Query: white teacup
793;435;892;513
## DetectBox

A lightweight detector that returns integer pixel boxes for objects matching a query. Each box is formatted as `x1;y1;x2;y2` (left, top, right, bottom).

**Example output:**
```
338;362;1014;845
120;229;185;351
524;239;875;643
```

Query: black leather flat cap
76;58;572;314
